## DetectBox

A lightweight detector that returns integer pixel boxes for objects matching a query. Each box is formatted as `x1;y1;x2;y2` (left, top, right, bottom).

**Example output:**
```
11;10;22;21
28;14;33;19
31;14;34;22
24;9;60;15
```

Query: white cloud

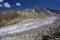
0;4;3;7
0;0;3;2
3;2;11;8
16;3;21;6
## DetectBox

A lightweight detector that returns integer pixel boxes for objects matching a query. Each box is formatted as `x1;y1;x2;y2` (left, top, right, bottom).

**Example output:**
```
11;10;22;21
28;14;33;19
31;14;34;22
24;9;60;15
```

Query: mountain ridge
0;7;60;27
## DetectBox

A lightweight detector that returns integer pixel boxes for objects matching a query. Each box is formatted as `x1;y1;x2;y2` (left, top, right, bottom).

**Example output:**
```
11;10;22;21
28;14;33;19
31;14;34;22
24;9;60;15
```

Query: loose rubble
1;25;60;40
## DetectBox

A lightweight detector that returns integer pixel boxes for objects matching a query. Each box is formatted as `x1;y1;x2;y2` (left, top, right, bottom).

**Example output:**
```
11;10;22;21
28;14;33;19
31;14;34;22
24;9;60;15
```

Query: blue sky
0;0;60;11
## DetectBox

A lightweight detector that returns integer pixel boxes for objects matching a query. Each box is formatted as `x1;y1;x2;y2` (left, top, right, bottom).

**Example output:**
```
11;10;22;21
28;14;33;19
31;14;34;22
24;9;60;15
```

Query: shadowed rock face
46;8;60;14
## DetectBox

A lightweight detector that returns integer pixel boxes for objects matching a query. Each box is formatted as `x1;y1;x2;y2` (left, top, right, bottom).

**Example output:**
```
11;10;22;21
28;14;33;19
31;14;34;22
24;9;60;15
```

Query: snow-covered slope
0;16;60;36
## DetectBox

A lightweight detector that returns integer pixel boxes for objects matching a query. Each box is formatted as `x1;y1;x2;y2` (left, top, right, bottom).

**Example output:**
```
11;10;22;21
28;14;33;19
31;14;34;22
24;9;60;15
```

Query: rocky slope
0;7;60;40
0;8;52;27
0;15;60;40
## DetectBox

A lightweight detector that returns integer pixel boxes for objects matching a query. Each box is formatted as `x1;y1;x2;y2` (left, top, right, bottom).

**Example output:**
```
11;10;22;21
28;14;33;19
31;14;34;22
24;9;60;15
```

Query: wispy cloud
16;3;21;6
0;4;3;7
0;0;3;2
3;2;11;8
